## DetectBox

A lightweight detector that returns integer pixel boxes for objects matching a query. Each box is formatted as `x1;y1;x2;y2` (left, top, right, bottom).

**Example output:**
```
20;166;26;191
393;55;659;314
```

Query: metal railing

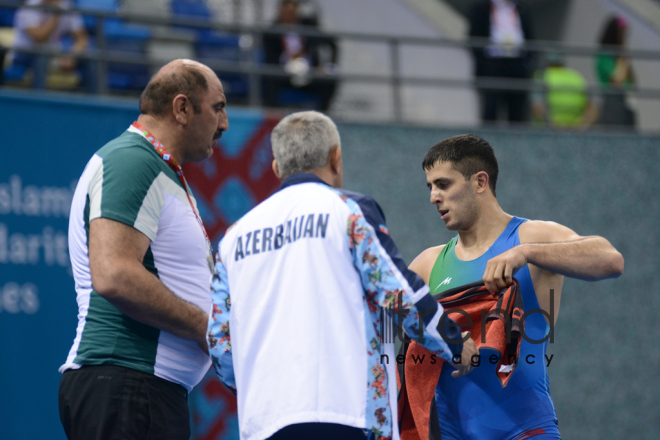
1;1;659;123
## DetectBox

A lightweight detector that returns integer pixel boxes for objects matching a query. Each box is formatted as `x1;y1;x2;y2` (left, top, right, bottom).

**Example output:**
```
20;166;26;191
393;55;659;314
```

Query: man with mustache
59;59;228;440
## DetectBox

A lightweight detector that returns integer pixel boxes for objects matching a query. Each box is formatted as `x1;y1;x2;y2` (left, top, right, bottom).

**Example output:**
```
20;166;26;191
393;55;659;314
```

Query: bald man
59;59;228;440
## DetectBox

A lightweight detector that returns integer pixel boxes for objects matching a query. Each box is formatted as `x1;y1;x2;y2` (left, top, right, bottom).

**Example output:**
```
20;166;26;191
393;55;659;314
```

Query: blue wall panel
0;90;142;440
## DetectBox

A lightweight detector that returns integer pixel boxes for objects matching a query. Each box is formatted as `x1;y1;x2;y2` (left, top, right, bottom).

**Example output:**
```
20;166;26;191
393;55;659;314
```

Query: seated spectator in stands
262;0;338;111
595;15;636;129
7;0;89;89
532;52;598;129
469;0;534;123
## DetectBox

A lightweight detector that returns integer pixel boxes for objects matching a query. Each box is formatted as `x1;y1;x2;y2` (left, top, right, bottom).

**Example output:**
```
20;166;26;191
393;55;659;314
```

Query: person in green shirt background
595;15;636;128
532;51;598;129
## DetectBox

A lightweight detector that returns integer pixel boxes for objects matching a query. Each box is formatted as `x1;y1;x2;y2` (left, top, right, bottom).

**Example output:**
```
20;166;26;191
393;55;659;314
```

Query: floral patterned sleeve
207;245;236;392
343;196;454;361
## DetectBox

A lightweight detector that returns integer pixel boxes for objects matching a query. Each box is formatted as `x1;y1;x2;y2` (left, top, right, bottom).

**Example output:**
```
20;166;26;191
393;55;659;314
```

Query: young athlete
406;134;624;439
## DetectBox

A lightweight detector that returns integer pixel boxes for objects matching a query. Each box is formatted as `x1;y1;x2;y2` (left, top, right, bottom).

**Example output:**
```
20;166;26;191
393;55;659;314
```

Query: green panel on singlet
428;236;490;296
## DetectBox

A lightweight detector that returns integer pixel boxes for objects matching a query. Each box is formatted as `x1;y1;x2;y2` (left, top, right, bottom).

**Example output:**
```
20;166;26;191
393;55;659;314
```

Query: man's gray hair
271;111;340;179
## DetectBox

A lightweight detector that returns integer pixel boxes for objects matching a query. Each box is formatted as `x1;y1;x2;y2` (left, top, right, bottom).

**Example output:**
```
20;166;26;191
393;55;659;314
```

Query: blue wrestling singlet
428;217;560;439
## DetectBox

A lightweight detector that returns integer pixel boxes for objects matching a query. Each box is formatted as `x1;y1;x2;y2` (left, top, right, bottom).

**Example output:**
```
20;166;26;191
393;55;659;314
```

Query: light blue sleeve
207;243;236;391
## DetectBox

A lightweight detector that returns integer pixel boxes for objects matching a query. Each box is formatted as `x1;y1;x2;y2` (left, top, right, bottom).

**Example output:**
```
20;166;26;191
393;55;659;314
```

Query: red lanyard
132;122;214;267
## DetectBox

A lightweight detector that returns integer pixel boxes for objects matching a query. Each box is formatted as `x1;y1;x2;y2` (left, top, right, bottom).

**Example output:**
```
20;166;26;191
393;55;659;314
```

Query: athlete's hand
482;245;527;294
452;332;478;378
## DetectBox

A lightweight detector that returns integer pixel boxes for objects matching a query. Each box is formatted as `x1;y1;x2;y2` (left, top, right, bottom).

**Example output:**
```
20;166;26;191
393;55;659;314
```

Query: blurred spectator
6;0;89;89
0;46;6;84
262;0;338;111
532;52;598;129
469;0;534;123
299;3;338;111
595;15;636;129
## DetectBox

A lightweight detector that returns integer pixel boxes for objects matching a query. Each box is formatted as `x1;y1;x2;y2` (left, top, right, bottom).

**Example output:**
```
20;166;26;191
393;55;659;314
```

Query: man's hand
452;332;478;378
58;56;77;72
482;245;527;294
198;336;209;355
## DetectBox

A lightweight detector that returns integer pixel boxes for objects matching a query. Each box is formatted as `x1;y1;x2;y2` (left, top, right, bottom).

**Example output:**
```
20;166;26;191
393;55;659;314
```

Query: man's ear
474;171;490;194
172;94;190;125
272;159;282;180
329;146;342;176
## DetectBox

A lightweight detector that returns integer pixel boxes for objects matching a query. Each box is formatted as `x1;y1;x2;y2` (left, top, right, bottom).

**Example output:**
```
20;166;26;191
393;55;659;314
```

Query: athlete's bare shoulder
519;219;581;244
409;244;446;284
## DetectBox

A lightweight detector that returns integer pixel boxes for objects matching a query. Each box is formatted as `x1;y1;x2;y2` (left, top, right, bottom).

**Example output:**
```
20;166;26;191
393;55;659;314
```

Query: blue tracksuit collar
279;173;330;191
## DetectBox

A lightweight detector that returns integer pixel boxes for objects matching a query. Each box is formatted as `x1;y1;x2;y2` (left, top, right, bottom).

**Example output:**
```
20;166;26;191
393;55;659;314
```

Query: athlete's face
425;161;479;231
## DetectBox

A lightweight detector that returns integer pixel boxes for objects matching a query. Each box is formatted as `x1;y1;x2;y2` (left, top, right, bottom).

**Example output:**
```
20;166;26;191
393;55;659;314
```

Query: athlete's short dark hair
422;134;499;197
139;65;208;116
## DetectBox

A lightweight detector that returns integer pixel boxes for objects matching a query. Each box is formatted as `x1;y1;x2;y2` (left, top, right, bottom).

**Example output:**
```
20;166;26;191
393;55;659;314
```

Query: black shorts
267;423;368;440
59;364;190;440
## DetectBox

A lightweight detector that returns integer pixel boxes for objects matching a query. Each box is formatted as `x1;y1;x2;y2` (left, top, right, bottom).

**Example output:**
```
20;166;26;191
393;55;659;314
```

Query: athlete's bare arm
409;244;445;284
89;218;209;353
482;220;624;323
409;243;478;378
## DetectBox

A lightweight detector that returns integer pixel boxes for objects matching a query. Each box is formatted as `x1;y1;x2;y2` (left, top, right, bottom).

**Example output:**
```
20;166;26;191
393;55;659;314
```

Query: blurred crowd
469;0;636;130
0;0;641;130
262;0;338;111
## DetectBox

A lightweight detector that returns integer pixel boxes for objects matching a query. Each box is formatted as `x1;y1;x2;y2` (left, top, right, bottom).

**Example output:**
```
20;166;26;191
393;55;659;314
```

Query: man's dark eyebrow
433;178;452;185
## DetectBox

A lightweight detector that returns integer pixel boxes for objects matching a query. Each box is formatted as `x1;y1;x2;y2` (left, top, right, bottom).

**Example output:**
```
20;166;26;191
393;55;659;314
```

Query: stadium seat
76;0;152;40
277;88;321;109
171;0;212;23
75;0;152;91
196;32;249;99
2;63;27;84
169;0;248;99
0;0;20;28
